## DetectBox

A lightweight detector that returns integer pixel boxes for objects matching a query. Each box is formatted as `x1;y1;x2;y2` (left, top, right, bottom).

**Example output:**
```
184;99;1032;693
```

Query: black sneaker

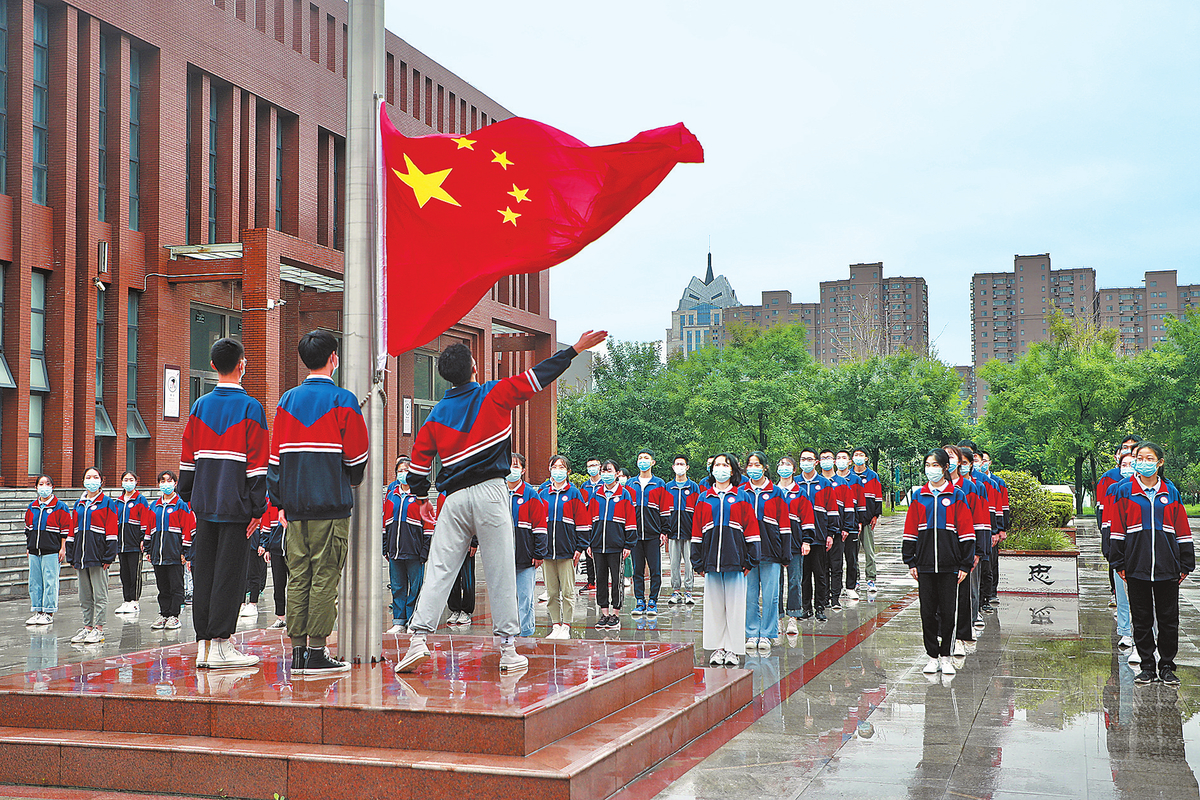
799;609;813;620
830;601;842;610
300;646;351;676
595;616;608;629
1160;668;1180;686
291;646;308;673
1134;670;1158;685
815;610;827;622
607;615;621;630
981;602;994;614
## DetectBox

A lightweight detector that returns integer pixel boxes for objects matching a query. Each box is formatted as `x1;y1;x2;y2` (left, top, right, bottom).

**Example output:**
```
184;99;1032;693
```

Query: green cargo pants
285;518;349;638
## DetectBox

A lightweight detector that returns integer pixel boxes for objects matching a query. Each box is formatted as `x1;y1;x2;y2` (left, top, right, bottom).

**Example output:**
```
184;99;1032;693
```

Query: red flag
380;107;703;356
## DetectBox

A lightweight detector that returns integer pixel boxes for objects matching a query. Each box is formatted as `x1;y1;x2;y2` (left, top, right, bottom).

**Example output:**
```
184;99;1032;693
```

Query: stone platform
0;630;752;800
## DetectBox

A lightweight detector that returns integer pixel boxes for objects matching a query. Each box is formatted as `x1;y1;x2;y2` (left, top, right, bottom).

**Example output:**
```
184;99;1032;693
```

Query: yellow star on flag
498;206;521;225
394;154;461;208
507;184;531;203
491;150;514;170
451;137;476;150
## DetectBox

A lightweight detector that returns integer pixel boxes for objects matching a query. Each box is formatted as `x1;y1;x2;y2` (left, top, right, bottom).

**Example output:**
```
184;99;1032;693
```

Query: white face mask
637;458;653;472
711;465;732;484
673;464;688;478
507;469;523;483
819;458;834;472
550;468;568;483
618;476;628;486
159;482;176;496
587;465;600;478
947;458;959;471
83;478;101;494
122;480;136;493
835;458;850;471
396;470;408;485
799;459;816;474
853;455;866;467
37;485;53;499
926;467;946;484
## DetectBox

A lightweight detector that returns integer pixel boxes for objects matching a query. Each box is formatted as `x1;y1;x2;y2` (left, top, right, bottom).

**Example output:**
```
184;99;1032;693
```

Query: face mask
819;458;834;472
800;460;816;475
947;458;958;471
83;478;101;494
637;458;652;472
37;486;53;499
925;467;945;484
959;463;971;476
160;482;176;495
507;469;523;483
712;465;732;484
1119;465;1135;479
835;458;849;471
977;462;988;473
778;465;794;479
599;473;616;486
1134;461;1158;478
746;466;764;481
673;464;688;478
618;476;628;486
550;468;568;483
853;455;866;467
396;471;408;485
122;480;136;493
587;466;600;478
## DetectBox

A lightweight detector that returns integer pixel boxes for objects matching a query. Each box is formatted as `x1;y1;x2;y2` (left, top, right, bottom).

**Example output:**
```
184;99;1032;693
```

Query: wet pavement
2;515;1200;800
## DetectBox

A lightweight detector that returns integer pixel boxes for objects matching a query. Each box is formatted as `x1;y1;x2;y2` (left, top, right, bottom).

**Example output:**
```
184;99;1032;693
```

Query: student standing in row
383;469;431;634
581;457;605;591
776;455;818;634
1106;452;1137;659
259;499;288;630
628;449;668;617
146;471;194;631
25;475;71;627
693;453;760;667
588;460;636;630
663;455;700;606
66;467;118;644
945;443;989;655
850;448;882;594
819;449;847;608
797;449;838;622
834;450;866;600
507;454;548;638
1098;437;1141;605
114;472;153;616
539;455;591;639
742;451;789;654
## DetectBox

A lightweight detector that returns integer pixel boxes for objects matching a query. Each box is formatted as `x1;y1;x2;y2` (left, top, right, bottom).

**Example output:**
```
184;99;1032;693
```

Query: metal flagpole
340;0;386;663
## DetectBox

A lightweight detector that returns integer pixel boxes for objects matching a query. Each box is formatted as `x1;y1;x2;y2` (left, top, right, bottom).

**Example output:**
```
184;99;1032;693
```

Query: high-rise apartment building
665;254;739;356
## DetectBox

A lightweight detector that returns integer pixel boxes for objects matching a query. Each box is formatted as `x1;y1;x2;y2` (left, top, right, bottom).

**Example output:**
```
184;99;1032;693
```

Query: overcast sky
384;1;1199;366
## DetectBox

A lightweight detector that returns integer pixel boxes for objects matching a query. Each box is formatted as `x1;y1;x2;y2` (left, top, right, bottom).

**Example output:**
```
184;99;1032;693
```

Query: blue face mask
777;465;794;479
1134;461;1158;478
83;478;101;494
37;486;53;499
599;473;616;486
1119;465;1135;479
746;466;764;481
925;467;946;484
959;463;971;476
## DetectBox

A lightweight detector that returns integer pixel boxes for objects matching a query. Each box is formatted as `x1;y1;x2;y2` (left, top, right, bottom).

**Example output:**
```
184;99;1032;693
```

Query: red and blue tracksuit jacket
268;375;370;520
777;481;819;551
408;346;581;498
257;500;285;555
383;489;431;562
115;491;154;553
538;481;592;559
691;486;761;574
1101;476;1133;560
25;496;72;556
829;474;864;539
144;494;195;566
1106;478;1194;581
66;492;119;569
587;484;637;554
628;475;669;540
510;482;548;569
1096;465;1125;557
851;467;883;523
952;474;993;562
901;484;976;574
793;473;840;546
663;479;701;542
179;383;270;523
740;479;792;565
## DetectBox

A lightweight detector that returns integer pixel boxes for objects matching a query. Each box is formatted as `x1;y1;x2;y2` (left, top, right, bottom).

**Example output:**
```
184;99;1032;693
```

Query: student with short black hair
850;447;882;593
818;449;848;608
258;499;287;630
383;466;431;635
796;448;838;622
663;454;700;606
833;450;866;600
628;448;668;617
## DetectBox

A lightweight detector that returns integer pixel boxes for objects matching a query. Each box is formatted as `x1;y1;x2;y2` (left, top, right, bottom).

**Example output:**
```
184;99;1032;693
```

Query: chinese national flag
380;106;703;356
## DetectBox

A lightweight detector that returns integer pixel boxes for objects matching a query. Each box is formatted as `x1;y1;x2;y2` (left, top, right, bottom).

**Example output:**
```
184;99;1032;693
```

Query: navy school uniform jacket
66;492;119;569
538;481;592;559
901;483;976;574
383;489;432;562
777;481;819;551
268;375;370;521
663;478;701;541
25;496;73;556
740;479;792;565
1106;477;1195;581
179;383;270;523
851;467;883;522
691;486;761;574
831;474;866;539
587;484;637;554
510;481;548;569
797;473;841;544
408;346;580;499
145;495;195;566
954;474;993;561
627;475;669;540
115;492;154;553
1095;465;1125;529
257;501;284;555
1100;475;1133;560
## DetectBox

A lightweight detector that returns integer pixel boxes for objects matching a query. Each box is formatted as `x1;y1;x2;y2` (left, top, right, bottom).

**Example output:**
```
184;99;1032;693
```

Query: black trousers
828;534;845;601
118;551;143;602
631;539;662;603
584;553;596;585
955;564;974;641
844;535;859;590
918;571;958;658
989;548;1000;598
594;551;624;610
447;555;475;614
245;544;268;603
802;544;829;612
978;550;992;604
1127;576;1180;672
269;550;289;617
153;563;185;618
191;518;251;640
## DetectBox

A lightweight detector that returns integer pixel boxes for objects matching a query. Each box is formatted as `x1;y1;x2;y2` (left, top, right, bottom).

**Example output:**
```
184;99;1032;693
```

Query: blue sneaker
633;600;646;616
647;599;658;617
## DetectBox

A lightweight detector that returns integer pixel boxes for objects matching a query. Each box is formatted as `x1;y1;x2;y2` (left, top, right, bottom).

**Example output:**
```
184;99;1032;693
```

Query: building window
32;4;49;205
0;0;7;195
332;136;343;249
97;36;107;221
94;289;116;468
129;49;141;230
275;122;284;230
127;291;148;472
30;271;48;392
0;266;12;389
189;305;241;406
185;79;193;242
28;393;43;474
208;88;218;241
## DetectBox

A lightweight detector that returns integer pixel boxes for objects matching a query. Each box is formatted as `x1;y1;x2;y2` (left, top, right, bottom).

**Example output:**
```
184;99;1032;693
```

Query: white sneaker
36;613;53;625
458;613;472;626
83;628;104;644
151;616;168;630
165;617;181;630
974;616;985;629
537;592;549;602
25;613;42;625
556;625;571;640
114;602;129;614
723;650;741;666
1128;649;1142;664
196;640;211;668
923;657;940;674
965;640;977;654
130;601;139;614
845;589;859;600
70;627;90;643
395;635;431;673
746;637;758;651
239;603;258;618
206;638;259;669
499;643;528;673
710;649;726;666
787;617;799;635
940;657;956;675
1118;636;1134;649
757;638;772;654
386;623;406;634
953;639;966;657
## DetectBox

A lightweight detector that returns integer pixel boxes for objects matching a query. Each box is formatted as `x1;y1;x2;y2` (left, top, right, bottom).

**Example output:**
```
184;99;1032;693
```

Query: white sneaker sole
395;649;431;674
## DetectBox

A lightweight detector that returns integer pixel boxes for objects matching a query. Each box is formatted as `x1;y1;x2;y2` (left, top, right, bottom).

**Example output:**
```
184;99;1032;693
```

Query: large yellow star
491;150;514;170
393;154;461;209
507;184;530;203
498;206;521;225
451;137;476;150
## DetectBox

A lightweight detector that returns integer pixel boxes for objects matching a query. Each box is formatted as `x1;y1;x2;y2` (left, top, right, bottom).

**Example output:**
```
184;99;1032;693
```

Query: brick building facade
0;0;558;489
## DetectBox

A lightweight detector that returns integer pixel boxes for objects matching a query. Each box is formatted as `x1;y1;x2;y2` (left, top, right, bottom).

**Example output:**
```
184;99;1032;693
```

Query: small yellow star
507;184;531;203
491;150;514;170
451;137;476;150
498;206;521;225
393;154;461;209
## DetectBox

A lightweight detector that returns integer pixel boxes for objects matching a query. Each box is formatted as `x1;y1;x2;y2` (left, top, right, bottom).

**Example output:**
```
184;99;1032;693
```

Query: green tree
1128;309;1200;493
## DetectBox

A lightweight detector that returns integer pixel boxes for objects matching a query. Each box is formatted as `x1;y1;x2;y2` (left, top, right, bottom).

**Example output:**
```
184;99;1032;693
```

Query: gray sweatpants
408;478;519;638
77;565;109;627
